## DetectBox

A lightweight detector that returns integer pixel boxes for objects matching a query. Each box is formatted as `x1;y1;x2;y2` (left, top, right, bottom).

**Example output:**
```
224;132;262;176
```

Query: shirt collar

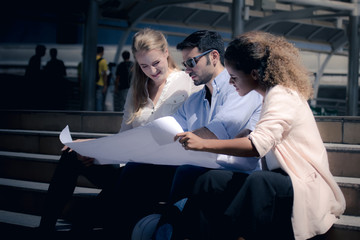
211;69;230;95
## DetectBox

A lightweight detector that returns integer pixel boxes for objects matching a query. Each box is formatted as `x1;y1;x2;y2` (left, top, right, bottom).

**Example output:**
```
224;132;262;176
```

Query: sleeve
172;99;190;132
249;87;298;157
119;87;135;132
206;90;263;139
159;72;192;115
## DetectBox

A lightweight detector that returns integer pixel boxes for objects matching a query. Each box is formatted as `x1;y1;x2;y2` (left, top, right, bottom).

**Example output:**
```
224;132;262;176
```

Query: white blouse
120;70;201;132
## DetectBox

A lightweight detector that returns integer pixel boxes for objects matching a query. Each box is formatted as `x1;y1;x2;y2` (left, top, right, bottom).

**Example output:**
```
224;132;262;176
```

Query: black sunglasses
182;49;214;68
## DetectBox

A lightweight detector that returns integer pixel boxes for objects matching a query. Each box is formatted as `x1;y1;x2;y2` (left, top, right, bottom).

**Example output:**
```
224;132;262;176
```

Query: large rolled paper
59;116;260;171
60;116;222;168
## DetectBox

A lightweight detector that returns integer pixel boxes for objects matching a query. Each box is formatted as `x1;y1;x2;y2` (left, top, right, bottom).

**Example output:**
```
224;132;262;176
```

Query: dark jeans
168;165;210;204
153;165;210;239
39;150;121;231
226;170;294;240
104;162;178;239
172;169;249;240
176;169;294;240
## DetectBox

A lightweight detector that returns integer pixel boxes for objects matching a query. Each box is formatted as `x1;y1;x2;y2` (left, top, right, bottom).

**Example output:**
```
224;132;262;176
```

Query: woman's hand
174;132;207;151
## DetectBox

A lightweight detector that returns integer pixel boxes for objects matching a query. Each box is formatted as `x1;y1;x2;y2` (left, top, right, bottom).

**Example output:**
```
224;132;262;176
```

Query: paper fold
59;116;222;168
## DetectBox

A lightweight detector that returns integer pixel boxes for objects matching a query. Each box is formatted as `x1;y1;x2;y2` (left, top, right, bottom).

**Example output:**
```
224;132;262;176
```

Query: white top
249;85;345;240
120;70;201;132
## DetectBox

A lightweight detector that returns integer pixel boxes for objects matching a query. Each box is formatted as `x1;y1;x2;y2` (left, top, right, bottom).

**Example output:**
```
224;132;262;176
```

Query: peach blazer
249;85;346;240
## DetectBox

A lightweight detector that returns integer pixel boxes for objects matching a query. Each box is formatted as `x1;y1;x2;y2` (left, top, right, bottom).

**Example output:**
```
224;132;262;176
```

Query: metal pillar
81;0;99;111
113;27;134;65
311;53;333;107
347;10;359;115
232;0;245;38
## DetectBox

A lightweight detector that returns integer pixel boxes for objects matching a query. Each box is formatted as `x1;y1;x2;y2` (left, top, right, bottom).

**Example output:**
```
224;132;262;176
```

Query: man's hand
76;154;95;167
61;139;95;167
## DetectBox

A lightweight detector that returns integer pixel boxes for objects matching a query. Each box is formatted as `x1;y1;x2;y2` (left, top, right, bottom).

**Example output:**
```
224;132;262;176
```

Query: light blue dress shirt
173;69;263;139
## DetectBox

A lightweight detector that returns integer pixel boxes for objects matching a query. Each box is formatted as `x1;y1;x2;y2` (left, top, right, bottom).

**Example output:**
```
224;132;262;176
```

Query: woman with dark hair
174;31;345;240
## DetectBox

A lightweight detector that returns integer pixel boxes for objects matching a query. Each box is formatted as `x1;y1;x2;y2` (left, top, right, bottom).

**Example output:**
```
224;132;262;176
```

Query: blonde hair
225;31;313;99
127;28;178;124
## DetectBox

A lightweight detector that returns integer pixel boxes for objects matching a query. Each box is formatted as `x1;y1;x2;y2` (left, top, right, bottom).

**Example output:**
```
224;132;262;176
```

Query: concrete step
325;215;360;240
334;176;360;217
1;111;360;143
333;215;360;232
0;172;358;239
0;158;358;216
0;141;359;216
0;110;123;134
0;178;100;218
326;143;360;178
316;116;360;144
0;209;71;230
1;130;360;171
0;129;110;155
0;208;358;239
0;210;75;239
0;151;96;188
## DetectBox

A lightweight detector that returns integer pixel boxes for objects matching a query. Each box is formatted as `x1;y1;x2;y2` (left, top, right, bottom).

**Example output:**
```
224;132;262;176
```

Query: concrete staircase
0;110;123;233
0;110;359;239
315;116;360;239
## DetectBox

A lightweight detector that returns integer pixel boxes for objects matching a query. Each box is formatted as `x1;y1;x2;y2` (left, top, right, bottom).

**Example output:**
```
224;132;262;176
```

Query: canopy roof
99;0;357;54
4;0;358;54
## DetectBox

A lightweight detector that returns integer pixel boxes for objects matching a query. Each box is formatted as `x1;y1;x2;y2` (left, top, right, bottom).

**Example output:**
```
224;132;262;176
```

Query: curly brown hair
225;31;313;99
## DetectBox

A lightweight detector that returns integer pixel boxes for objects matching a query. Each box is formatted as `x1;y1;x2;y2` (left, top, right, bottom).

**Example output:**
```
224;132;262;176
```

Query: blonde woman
174;31;346;240
37;28;198;235
120;28;200;131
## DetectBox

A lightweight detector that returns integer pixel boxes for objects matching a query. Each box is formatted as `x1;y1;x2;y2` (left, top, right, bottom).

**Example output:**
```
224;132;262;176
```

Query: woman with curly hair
174;31;346;240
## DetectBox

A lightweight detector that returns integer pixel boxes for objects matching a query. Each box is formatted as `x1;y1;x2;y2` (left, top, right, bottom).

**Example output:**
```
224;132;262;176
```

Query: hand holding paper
59;116;259;171
59;116;218;167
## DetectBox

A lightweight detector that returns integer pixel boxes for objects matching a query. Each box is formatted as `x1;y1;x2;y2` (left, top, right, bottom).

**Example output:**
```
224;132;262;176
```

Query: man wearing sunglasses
104;30;263;239
149;30;264;238
173;30;262;141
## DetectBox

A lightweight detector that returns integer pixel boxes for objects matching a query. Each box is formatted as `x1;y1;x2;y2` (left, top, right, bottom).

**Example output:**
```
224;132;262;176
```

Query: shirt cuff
205;120;229;140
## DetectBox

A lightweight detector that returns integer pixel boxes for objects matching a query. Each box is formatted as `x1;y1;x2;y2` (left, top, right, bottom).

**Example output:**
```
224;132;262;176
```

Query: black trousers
175;169;294;240
104;162;178;239
225;170;294;240
39;150;121;231
168;165;210;204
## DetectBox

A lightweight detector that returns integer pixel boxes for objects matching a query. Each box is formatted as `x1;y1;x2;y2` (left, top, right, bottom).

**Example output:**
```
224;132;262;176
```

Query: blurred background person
44;48;67;110
95;46;108;111
114;50;134;112
24;44;46;109
105;62;116;111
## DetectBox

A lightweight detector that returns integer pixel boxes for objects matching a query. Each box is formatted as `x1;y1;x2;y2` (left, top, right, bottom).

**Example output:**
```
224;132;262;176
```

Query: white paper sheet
59;116;223;169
